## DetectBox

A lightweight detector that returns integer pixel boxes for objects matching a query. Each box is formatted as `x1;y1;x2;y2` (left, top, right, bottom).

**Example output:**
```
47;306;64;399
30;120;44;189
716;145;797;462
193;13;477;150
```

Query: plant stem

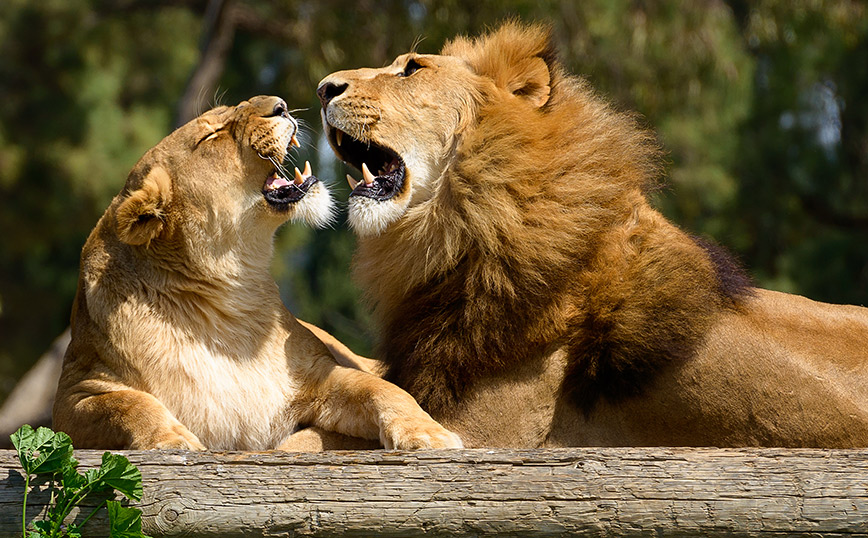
78;499;107;529
51;487;87;537
21;473;30;538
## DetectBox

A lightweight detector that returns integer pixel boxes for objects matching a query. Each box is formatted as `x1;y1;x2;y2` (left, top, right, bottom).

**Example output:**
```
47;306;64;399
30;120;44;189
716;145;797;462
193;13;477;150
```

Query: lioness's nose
317;79;348;108
271;99;288;118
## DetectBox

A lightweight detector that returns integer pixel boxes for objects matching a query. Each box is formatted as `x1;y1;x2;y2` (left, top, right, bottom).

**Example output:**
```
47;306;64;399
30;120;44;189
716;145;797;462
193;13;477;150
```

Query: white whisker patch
348;195;409;236
290;181;336;229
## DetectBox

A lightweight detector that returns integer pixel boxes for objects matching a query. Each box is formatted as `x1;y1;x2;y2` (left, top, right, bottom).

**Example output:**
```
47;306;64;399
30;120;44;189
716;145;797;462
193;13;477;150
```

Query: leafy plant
10;425;151;538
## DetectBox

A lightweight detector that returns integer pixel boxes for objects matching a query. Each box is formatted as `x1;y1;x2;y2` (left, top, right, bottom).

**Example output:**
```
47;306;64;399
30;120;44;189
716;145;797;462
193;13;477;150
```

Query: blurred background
0;0;866;416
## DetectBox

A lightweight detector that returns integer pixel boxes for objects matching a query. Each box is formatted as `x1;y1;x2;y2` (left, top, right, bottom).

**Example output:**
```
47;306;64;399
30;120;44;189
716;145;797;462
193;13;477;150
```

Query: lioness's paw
382;419;463;450
151;425;206;451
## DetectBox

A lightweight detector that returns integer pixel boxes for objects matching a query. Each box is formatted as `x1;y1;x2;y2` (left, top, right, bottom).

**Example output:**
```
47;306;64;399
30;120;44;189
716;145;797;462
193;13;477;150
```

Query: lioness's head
318;22;556;236
115;96;333;251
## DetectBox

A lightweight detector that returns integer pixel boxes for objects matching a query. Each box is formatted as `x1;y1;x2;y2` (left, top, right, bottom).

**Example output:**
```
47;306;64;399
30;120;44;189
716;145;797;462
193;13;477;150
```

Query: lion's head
318;23;648;239
115;96;333;254
318;48;483;236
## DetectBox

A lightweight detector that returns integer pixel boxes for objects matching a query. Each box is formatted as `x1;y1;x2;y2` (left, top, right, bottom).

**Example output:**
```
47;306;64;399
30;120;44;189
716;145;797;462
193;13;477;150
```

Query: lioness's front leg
54;383;205;450
293;359;462;449
297;319;385;375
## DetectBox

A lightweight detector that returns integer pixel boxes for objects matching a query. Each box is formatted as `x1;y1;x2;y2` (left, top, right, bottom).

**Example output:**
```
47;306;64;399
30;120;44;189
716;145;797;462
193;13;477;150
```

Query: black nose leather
317;82;348;107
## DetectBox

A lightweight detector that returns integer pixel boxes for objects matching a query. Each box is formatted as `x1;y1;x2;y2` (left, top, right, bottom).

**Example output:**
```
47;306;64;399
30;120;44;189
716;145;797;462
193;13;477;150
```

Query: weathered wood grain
1;448;866;537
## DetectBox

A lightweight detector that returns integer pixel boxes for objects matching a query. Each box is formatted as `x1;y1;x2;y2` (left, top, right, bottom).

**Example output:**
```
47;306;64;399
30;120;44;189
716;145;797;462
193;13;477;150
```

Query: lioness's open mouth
326;125;406;202
262;160;319;208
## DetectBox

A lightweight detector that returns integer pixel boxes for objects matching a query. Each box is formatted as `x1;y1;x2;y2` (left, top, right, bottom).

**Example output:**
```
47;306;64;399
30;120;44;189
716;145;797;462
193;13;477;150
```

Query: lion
316;22;868;448
52;95;462;451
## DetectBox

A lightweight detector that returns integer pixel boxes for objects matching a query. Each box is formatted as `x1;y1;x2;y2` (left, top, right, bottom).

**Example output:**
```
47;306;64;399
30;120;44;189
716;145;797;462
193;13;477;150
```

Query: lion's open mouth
262;161;318;209
327;126;406;201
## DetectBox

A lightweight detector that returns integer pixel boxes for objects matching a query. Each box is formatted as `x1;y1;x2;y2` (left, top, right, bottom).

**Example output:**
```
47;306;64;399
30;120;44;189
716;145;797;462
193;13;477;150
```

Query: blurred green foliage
0;0;865;399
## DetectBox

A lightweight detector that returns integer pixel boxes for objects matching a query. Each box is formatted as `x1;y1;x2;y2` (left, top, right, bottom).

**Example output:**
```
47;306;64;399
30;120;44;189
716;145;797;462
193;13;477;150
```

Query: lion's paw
381;419;463;450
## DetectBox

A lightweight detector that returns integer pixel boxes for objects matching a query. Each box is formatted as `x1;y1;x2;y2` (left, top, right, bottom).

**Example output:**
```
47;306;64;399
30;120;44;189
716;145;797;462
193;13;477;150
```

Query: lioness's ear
443;21;555;108
116;166;172;246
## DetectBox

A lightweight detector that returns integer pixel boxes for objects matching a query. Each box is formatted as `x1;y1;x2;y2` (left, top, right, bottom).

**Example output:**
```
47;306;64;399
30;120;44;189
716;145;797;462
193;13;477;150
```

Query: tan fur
318;22;868;448
53;96;461;451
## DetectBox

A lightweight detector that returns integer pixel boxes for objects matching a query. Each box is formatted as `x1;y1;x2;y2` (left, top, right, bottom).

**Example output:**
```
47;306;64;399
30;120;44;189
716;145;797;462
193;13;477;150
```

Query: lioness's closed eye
53;95;461;451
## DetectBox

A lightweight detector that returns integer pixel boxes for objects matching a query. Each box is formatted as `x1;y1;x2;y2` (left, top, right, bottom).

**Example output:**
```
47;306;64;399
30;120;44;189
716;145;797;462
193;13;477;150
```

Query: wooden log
0;448;866;537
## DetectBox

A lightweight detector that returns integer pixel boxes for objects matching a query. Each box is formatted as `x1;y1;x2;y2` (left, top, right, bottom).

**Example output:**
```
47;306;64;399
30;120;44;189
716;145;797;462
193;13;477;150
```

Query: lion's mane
353;22;753;414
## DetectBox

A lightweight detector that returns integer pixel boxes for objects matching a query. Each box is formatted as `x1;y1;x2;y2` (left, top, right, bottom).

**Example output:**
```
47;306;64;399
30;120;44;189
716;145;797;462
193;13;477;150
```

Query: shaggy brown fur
318;22;868;448
53;96;461;451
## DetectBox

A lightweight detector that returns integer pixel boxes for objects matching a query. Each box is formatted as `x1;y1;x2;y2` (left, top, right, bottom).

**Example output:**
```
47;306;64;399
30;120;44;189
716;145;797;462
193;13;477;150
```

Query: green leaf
87;453;143;501
106;501;151;538
61;459;86;493
32;520;52;535
65;523;82;538
11;425;75;476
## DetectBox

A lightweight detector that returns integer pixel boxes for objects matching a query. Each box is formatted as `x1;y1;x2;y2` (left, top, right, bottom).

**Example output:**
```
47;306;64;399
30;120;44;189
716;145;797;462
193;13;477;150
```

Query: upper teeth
335;130;344;146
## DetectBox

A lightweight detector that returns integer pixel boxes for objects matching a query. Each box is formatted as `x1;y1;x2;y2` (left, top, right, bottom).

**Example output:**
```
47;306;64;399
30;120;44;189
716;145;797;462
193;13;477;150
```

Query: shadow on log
0;447;866;537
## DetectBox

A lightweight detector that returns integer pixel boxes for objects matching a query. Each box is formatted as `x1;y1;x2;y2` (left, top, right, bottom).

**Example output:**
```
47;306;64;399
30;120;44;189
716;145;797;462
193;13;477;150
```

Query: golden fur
318;23;868;448
53;96;461;451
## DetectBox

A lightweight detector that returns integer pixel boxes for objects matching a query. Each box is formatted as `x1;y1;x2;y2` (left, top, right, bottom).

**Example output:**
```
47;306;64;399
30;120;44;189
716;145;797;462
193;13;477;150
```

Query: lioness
317;23;868;448
53;96;461;451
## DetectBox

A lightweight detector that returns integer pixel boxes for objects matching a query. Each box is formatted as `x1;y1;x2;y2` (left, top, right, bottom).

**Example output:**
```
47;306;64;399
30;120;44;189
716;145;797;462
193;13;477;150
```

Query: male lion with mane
53;96;461;451
317;23;868;448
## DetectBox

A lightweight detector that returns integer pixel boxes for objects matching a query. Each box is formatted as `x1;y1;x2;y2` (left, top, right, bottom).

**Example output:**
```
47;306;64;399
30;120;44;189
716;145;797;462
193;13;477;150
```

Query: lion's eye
398;59;424;77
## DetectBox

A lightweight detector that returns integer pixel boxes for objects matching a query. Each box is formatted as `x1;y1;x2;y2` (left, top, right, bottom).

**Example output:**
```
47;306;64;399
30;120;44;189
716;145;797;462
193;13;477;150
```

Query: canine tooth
362;162;376;186
294;167;305;185
335;130;344;146
290;135;300;148
303;160;312;177
347;174;359;190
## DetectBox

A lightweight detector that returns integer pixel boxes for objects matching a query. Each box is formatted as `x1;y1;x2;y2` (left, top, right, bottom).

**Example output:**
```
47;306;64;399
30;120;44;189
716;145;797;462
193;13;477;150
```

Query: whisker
410;35;427;53
268;156;292;178
213;87;228;108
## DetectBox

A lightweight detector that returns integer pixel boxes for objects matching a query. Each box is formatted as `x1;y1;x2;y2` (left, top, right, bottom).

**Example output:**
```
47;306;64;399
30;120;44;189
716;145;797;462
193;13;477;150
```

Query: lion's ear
116;166;172;246
443;21;555;109
506;56;551;108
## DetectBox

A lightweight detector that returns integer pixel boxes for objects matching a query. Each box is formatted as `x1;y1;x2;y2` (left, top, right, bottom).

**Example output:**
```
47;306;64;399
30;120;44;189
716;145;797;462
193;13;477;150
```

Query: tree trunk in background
174;0;237;126
0;330;68;447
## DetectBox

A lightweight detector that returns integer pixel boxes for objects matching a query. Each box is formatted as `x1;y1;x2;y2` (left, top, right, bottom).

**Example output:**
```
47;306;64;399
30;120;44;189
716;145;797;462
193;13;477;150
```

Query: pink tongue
266;175;291;190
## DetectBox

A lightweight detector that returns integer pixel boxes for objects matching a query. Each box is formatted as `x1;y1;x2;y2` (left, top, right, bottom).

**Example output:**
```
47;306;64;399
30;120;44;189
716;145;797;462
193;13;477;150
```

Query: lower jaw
348;164;406;202
347;195;410;237
263;176;319;207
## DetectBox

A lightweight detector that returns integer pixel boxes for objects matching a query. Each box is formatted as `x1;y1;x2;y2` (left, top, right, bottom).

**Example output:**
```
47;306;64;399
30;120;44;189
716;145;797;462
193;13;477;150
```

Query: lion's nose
317;81;348;108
